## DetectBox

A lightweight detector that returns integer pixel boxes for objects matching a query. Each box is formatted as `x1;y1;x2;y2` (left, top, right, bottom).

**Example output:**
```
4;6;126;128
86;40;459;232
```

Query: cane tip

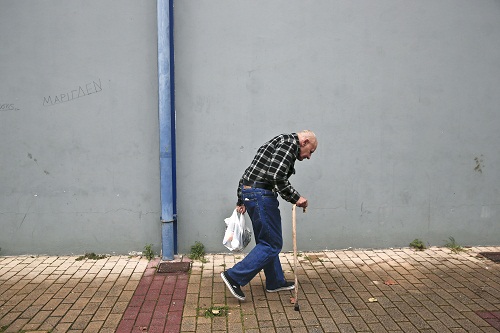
294;303;300;311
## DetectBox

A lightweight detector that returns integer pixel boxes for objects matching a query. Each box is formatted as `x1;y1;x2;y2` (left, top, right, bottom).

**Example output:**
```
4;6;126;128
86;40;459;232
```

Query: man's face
298;139;317;161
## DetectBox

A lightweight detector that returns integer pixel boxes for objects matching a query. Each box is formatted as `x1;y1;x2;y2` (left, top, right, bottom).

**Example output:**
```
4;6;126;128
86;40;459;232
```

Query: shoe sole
266;285;295;293
221;272;246;301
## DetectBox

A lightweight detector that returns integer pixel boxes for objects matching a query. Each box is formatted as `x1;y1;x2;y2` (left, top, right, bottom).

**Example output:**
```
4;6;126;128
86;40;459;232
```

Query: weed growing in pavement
189;241;207;263
444;236;466;253
202;305;229;318
305;254;325;263
409;239;426;251
75;252;108;261
143;244;155;261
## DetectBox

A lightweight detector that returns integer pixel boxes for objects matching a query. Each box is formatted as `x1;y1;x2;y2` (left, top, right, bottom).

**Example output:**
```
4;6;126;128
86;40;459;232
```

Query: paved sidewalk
0;255;149;332
0;246;499;332
183;246;500;333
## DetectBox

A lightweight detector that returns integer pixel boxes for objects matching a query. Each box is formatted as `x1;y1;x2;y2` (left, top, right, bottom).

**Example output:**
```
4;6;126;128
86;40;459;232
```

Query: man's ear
301;139;309;147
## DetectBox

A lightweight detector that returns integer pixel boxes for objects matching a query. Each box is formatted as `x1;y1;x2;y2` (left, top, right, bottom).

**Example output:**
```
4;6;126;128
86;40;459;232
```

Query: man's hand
296;196;308;209
236;205;246;214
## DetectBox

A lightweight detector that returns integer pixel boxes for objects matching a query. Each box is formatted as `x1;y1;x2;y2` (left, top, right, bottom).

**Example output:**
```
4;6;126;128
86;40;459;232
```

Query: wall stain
474;155;484;173
28;153;50;175
27;153;38;165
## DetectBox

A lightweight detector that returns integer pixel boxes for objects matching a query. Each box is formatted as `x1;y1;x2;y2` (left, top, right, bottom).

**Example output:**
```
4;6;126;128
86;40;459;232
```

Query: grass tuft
189;241;207;263
444;237;466;253
409;239;426;251
143;244;155;261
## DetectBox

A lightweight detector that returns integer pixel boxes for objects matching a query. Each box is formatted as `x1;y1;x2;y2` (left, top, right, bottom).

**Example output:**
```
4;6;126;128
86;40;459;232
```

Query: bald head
297;130;317;161
298;130;317;144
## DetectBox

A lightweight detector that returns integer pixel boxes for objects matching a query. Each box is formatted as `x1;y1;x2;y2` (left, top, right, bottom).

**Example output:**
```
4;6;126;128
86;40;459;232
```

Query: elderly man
221;130;318;301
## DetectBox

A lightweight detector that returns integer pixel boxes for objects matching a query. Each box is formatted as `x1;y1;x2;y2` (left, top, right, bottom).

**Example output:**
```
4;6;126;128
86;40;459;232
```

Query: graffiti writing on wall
0;103;20;112
43;79;103;107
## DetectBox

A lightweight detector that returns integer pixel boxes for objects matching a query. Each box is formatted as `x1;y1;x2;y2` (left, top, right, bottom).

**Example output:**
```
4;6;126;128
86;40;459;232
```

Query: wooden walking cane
292;204;300;311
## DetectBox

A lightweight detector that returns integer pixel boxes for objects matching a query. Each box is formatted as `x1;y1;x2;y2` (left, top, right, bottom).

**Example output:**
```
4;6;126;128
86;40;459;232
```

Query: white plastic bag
222;209;252;252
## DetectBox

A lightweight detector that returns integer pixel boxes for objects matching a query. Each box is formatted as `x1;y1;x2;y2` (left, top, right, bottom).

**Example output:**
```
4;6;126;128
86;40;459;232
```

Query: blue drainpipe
157;0;177;260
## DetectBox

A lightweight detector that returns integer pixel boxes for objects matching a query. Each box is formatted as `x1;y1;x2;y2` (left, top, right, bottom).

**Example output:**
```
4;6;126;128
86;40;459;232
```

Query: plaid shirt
237;133;301;205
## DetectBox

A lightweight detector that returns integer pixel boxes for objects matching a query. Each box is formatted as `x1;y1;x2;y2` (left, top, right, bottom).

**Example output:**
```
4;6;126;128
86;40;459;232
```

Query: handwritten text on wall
43;79;103;107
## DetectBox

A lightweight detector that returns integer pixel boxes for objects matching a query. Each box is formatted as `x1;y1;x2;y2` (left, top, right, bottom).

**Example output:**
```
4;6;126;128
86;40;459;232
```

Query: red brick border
476;311;500;331
116;259;189;333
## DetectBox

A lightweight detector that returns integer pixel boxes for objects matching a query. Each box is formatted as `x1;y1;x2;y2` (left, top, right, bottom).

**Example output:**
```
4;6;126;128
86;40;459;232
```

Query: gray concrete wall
0;1;161;255
1;1;499;256
174;1;500;253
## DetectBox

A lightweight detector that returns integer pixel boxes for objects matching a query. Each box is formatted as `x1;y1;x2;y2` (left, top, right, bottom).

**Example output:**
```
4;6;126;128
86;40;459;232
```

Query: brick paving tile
71;314;93;330
4;318;29;332
38;315;61;330
103;313;122;328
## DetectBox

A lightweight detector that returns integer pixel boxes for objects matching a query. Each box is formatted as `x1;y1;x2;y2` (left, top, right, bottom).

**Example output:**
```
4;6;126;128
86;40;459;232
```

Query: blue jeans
227;187;286;290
